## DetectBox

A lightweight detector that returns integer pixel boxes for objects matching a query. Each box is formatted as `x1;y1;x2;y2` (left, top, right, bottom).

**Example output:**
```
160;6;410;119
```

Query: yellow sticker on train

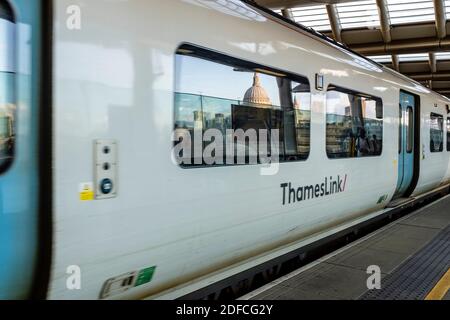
79;182;94;201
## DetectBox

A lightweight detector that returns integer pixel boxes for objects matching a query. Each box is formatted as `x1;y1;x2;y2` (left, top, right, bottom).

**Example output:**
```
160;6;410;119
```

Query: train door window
174;44;311;167
0;1;16;173
430;113;443;152
447;117;450;151
398;105;402;154
326;86;383;159
406;107;413;153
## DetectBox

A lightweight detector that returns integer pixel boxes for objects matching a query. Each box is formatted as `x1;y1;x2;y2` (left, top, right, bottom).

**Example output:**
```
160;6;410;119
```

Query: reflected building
243;73;272;107
193;110;203;129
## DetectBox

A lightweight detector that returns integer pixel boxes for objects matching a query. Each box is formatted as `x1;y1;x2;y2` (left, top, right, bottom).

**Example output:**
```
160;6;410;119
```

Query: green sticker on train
134;266;156;287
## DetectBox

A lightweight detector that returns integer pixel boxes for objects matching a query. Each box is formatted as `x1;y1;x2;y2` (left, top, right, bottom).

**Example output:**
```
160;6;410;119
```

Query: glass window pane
445;0;450;16
0;3;16;172
174;45;311;167
436;52;450;60
430;113;444;152
398;53;429;62
399;105;402;154
387;0;435;25
336;0;380;29
291;81;311;160
326;86;383;159
367;55;392;63
290;5;331;31
447;118;450;151
406;107;413;153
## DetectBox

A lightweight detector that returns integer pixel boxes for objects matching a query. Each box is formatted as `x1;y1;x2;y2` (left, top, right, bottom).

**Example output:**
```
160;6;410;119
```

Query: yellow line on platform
425;268;450;300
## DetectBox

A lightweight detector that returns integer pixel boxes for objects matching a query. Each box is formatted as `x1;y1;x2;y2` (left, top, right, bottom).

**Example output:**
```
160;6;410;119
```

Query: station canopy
257;0;450;97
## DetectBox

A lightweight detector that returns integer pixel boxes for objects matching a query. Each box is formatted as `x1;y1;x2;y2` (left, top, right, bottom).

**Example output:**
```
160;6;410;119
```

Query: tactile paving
360;226;450;300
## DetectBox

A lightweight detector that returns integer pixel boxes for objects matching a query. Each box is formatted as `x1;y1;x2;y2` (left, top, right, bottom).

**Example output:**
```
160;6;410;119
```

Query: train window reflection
398;105;402;154
174;44;311;167
430;113;443;153
406;107;413;153
326;86;383;159
447;118;450;152
0;1;16;172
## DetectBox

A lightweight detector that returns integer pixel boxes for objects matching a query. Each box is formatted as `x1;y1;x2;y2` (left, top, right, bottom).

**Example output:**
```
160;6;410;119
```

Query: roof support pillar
281;8;294;21
391;54;400;72
433;0;446;39
376;0;392;43
429;52;437;73
326;4;342;43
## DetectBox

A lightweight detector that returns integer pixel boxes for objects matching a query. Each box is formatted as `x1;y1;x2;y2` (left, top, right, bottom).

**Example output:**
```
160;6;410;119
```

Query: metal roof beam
257;0;366;9
408;72;450;81
350;36;450;55
326;4;342;43
418;79;450;83
435;89;450;94
376;0;391;43
433;0;447;39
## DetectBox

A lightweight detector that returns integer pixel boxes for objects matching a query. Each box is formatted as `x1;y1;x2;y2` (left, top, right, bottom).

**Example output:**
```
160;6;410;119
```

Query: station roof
256;0;450;97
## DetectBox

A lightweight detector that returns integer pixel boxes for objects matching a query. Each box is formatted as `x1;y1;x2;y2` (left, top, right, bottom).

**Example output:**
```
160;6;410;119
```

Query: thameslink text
281;174;348;205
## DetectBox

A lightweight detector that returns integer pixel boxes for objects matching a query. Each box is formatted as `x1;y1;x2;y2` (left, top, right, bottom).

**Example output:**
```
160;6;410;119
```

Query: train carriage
0;0;449;299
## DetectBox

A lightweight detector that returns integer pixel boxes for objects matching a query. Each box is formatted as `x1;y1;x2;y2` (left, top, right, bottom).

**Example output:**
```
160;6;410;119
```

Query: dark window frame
325;84;383;160
447;117;450;152
173;43;312;168
430;112;444;153
0;1;16;175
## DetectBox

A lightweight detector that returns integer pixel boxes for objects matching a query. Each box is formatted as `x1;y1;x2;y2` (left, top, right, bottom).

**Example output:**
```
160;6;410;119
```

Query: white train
0;0;449;300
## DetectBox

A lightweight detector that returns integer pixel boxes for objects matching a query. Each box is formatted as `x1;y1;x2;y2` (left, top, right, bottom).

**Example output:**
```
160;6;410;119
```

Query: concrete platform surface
244;195;450;300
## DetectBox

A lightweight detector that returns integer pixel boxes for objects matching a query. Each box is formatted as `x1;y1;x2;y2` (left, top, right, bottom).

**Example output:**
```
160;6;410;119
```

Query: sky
176;54;296;107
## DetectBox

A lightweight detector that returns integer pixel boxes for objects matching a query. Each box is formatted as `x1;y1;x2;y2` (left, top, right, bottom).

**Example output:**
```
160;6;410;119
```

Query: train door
0;0;50;299
394;91;416;198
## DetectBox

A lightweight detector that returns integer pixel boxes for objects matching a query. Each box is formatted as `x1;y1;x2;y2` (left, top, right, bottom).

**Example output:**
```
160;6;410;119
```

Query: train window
326;86;383;159
398;105;402;154
0;1;16;173
406;107;413;153
447;118;450;151
174;44;311;167
430;113;443;152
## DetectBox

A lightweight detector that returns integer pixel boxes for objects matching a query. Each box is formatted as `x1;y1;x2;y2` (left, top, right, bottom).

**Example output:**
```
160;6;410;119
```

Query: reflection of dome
243;73;272;105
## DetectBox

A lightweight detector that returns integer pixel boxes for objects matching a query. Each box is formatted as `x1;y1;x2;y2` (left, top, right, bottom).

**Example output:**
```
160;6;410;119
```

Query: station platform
241;195;450;300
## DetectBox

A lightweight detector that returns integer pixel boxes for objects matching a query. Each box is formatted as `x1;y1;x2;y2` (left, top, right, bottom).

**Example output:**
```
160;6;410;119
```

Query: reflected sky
175;54;282;105
0;19;14;73
327;90;378;119
175;54;312;111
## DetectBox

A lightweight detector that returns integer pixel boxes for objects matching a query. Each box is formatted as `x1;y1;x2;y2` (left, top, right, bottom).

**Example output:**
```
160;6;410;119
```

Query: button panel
94;139;117;199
